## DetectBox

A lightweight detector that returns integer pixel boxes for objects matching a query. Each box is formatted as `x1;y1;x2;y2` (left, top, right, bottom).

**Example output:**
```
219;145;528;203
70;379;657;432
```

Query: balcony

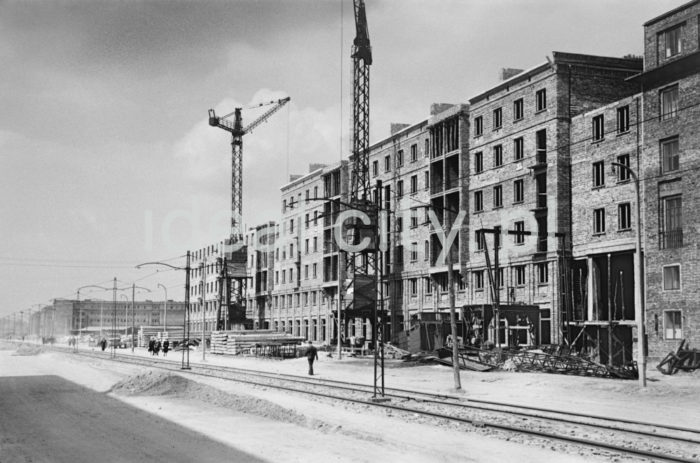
659;229;683;249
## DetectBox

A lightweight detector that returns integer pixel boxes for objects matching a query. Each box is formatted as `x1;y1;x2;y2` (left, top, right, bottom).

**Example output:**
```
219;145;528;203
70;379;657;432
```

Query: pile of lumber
210;330;306;356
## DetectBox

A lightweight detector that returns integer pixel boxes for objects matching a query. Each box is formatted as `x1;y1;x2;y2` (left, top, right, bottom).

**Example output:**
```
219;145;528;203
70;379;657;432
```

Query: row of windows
473;179;525;212
282;186;321;213
372;140;429;176
592;203;633;234
275;263;319;284
273;290;323;309
405;263;549;297
473;129;545;173
474;88;547;137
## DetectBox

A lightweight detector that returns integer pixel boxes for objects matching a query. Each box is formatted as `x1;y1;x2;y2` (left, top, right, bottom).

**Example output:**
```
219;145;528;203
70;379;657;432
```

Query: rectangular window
410;144;418;162
397;149;404;168
660;137;679;173
514;221;525;245
592;115;604;141
535;129;546;164
664;310;682;340
397;180;404;197
474;116;483;137
424;171;429;190
304;265;309;279
616;154;630;182
474;191;483;213
660;85;679;120
410;175;418;194
537;263;548;284
618;203;631;230
305;238;309;253
493;185;503;208
593;208;606;234
475;230;485;251
424;139;429;158
384;155;391;172
410;243;418;262
661;24;683;58
396;217;403;232
372;160;378;176
474;151;483;173
493;108;502;130
410;208;418;228
493;144;503;167
305;214;310;229
514;179;524;203
513;98;524;121
617;105;630;133
474;270;484;290
592;161;605;187
663;265;681;291
514;137;524;161
313;263;317;278
410;278;418;296
536;89;547;111
515;265;526;286
425;277;432;294
660;195;683;249
313;236;318;252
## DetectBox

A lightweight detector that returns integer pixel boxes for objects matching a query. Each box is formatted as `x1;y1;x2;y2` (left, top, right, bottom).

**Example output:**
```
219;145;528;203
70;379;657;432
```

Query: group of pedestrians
148;338;169;356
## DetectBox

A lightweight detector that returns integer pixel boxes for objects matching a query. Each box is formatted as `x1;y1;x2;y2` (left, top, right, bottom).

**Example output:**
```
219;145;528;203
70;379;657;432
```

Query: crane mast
351;0;372;202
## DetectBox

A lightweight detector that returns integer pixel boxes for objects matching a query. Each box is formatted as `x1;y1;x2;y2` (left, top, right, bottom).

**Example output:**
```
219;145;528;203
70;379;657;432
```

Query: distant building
38;298;185;339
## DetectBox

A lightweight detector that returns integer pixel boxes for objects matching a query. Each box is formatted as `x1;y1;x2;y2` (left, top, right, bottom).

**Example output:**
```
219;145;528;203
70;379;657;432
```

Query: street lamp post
130;284;151;353
158;283;167;338
76;284;111;347
136;253;192;369
612;161;645;388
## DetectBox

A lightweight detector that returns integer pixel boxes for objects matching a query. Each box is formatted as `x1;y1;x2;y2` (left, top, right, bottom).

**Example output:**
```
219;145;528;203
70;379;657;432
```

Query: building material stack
211;329;305;356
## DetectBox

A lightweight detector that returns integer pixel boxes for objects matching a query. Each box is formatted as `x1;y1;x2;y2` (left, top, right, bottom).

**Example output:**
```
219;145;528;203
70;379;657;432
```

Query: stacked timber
210;332;228;355
210;330;306;356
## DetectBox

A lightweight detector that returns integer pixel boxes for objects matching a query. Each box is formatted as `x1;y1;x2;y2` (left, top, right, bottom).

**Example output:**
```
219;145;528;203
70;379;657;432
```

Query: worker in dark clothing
162;340;169;357
305;341;318;375
100;338;107;351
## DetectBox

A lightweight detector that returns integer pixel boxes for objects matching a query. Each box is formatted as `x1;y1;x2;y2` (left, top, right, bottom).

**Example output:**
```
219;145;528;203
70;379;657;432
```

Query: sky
0;0;683;319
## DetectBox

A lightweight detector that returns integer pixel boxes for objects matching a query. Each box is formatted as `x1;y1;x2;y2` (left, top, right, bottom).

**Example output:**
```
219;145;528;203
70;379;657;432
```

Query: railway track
50;345;700;463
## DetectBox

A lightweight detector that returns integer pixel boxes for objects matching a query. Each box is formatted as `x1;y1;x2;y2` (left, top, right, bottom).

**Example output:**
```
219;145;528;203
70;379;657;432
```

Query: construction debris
657;340;700;375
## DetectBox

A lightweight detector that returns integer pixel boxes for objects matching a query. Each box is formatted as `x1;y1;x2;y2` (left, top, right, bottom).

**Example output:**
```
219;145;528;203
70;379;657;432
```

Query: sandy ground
1;342;699;463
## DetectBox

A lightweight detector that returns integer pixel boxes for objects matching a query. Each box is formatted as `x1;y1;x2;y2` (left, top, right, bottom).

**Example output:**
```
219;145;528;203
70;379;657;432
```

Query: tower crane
342;0;385;397
208;96;290;329
208;96;290;242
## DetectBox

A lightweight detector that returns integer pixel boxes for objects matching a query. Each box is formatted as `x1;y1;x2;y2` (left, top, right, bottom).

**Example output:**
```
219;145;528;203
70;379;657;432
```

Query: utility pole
201;261;207;362
158;283;167;338
184;251;191;369
446;212;461;390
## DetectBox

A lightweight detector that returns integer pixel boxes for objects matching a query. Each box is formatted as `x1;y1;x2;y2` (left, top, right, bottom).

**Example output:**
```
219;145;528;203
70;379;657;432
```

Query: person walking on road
162;340;169;357
305;341;318;375
154;340;161;356
148;338;155;355
100;338;107;351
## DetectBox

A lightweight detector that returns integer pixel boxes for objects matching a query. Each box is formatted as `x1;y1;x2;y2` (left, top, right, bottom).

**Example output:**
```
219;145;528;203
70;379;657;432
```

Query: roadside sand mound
13;344;43;356
110;370;310;425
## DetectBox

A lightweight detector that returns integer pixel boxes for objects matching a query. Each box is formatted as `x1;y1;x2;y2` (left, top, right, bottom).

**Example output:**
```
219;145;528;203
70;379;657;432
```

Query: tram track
53;346;700;463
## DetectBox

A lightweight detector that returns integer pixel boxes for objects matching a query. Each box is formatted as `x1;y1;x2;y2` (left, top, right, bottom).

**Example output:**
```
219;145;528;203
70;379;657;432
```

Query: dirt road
0;375;264;463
